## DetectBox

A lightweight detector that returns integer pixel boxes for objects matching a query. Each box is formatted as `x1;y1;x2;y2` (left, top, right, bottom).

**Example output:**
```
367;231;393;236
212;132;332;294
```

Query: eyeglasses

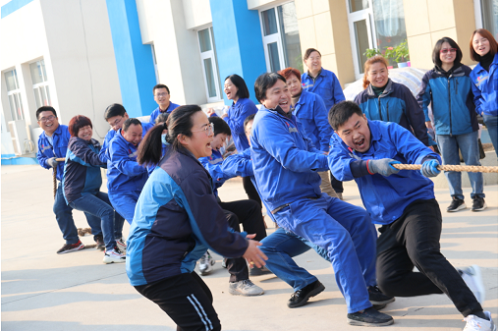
440;48;457;54
192;123;214;136
110;117;123;128
155;92;168;97
39;115;55;122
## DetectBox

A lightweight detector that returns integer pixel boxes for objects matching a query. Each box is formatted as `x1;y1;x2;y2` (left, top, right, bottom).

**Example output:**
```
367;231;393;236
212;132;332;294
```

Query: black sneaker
95;235;105;251
288;280;325;308
367;285;395;306
447;198;466;212
347;307;394;326
249;265;273;276
472;196;487;212
57;240;84;254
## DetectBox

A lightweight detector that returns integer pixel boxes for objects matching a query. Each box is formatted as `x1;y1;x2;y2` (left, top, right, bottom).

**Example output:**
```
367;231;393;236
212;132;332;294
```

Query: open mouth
354;137;365;150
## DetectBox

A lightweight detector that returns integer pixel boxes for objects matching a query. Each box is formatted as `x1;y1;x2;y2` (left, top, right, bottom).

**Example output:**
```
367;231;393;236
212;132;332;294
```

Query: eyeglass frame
192;123;214;136
440;48;457;54
38;115;56;122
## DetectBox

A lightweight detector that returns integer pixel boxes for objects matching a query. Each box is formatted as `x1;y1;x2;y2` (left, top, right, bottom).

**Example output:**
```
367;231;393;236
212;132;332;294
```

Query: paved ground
1;165;498;330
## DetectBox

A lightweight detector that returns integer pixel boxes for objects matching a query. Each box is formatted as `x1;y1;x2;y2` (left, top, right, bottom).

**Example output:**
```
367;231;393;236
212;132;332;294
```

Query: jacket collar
366;79;394;98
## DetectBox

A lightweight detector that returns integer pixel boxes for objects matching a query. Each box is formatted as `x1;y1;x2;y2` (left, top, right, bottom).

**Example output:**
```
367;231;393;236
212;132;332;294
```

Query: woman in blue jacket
469;28;498;156
62;115;125;264
222;74;261;208
417;37;485;213
129;105;267;331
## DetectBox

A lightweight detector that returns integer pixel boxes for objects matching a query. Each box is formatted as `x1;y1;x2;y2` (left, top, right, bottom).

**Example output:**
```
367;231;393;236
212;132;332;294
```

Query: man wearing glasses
149;84;180;124
36;106;102;254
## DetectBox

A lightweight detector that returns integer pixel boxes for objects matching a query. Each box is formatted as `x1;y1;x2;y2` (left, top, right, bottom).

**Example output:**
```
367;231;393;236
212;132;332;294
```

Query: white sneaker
463;311;497;331
103;247;126;264
198;252;215;275
229;280;264;296
116;238;127;252
458;265;485;304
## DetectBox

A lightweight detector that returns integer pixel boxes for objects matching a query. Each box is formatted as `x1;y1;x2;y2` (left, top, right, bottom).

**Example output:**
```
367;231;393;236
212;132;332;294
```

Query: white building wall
183;0;212;30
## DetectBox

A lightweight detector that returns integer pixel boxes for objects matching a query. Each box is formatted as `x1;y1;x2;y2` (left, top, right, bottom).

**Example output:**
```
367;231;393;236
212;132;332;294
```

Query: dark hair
328;101;364;131
224;74;250;99
137;105;201;166
303;48;321;61
123;118;142;132
153;84;170;95
432;37;463;68
209;116;231;137
104;103;126;120
68;115;93;137
155;112;170;124
470;28;498;61
36;106;57;120
254;72;286;102
244;113;256;128
362;55;389;89
277;67;301;81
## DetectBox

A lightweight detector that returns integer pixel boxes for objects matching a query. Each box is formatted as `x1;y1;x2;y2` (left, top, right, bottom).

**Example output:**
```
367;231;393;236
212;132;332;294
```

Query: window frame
197;26;223;103
29;59;52;109
4;69;25;121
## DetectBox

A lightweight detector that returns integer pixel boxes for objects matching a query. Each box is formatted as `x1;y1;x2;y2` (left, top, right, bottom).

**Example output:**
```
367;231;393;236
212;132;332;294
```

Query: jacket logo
128;150;138;158
476;75;487;86
41;144;52;153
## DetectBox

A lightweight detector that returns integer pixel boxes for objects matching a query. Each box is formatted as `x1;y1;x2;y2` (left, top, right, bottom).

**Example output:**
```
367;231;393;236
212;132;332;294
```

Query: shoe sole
472;202;487;212
199;269;212;276
288;283;326;308
228;289;265;296
348;319;394;327
447;204;467;212
103;257;126;264
57;244;85;254
370;297;395;306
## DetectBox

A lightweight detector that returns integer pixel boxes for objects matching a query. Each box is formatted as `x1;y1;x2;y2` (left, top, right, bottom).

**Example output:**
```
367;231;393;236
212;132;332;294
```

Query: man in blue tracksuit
251;72;393;326
35;106;101;254
328;101;495;330
149;84;181;125
107;118;149;225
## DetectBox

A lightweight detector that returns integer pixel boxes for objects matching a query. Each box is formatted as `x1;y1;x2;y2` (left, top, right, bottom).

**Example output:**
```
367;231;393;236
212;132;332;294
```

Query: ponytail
137;123;166;166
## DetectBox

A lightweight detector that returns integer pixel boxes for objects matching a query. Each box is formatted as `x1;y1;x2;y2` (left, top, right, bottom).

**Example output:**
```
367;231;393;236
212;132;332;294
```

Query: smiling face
178;111;214;158
260;79;291;113
439;41;457;66
37;111;59;136
336;113;371;153
286;74;302;97
77;125;93;142
367;61;389;88
304;51;322;74
122;123;143;147
211;133;229;151
473;32;491;57
107;113;129;132
224;79;239;102
245;119;254;146
154;87;171;110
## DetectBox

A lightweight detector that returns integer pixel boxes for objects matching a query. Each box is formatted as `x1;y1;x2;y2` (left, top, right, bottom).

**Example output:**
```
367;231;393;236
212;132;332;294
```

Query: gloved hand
368;158;401;177
47;157;58;168
420;159;440;178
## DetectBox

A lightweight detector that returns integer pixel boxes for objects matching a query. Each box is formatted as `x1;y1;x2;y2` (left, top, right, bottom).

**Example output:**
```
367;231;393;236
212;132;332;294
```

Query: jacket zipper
386;101;390;122
448;77;452;136
378;97;383;121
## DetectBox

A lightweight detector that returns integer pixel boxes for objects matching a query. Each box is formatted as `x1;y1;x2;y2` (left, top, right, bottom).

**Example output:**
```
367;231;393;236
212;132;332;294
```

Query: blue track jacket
354;79;428;146
301;68;346;111
417;64;478;136
149;102;181;125
36;124;71;181
328;121;441;225
62;137;106;205
126;148;249;286
251;107;328;212
224;98;258;152
470;54;498;117
293;90;333;152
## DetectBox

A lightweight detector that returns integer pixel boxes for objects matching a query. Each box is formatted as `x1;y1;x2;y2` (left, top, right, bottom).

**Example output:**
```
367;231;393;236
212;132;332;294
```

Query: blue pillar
209;0;267;105
106;0;157;117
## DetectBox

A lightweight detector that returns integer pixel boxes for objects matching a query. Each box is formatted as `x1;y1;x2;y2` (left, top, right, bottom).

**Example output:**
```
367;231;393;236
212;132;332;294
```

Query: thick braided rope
53;167;57;198
393;164;498;173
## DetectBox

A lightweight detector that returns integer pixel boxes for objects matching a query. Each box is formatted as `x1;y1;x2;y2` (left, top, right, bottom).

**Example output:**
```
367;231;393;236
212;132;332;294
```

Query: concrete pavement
1;165;498;330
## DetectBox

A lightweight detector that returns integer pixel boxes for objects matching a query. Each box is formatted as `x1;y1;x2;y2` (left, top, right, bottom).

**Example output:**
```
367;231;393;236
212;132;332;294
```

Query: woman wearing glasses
417;37;486;213
128;105;267;331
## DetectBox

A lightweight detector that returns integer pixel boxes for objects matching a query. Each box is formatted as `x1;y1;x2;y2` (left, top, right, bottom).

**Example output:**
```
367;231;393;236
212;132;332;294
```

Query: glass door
347;1;376;78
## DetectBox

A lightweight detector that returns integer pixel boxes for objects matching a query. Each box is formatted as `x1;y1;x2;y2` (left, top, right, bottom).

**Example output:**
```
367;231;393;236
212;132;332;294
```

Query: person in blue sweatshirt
251;72;393;327
62;115;125;264
35;106;101;254
417;37;485;213
107;118;149;228
149;84;181;125
328;100;495;331
469;28;498;156
128;105;267;331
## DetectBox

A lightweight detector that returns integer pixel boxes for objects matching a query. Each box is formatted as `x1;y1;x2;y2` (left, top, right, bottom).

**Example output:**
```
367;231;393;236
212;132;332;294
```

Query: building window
198;27;222;103
29;59;52;109
474;0;498;40
4;69;24;121
259;2;303;73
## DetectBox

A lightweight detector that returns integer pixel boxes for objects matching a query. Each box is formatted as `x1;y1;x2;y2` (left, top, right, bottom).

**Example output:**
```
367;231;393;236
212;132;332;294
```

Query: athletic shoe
57;240;84;254
249;265;273;276
229;279;264;296
288;280;325;308
458;265;485;304
347;307;394;326
102;247;126;264
198;252;215;276
472;196;487;212
95;235;105;251
367;285;395;306
463;311;497;331
448;198;467;212
116;238;127;252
